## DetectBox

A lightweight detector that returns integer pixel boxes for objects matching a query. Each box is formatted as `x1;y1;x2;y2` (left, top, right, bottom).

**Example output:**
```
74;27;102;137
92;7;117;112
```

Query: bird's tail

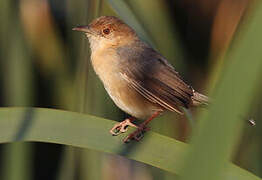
191;91;209;107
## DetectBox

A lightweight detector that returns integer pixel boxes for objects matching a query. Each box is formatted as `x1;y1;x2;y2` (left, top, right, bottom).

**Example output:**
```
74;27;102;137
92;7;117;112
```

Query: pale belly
103;74;160;119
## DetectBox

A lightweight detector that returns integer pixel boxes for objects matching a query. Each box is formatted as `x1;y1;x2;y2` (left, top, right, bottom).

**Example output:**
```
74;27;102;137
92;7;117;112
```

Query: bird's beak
72;25;91;33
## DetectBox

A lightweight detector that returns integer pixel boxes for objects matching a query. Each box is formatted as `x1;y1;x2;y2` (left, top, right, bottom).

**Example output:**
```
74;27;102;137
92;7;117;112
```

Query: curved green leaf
180;2;262;180
0;107;259;179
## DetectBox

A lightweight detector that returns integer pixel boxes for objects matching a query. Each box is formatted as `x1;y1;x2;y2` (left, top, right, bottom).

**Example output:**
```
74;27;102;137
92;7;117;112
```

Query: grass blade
0;107;259;180
180;2;262;180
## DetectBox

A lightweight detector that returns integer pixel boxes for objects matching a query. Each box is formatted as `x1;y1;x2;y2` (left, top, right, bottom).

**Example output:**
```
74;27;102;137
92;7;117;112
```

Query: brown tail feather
191;91;209;107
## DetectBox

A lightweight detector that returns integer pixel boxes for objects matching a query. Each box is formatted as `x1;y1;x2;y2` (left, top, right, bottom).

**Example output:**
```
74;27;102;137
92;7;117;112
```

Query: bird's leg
123;111;161;143
110;117;137;136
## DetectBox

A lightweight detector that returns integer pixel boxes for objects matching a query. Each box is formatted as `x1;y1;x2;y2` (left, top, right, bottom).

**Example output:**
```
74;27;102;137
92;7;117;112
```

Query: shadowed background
0;0;261;180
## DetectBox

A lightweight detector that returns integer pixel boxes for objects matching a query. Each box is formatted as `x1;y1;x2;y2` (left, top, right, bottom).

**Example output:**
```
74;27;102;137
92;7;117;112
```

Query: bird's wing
119;49;193;114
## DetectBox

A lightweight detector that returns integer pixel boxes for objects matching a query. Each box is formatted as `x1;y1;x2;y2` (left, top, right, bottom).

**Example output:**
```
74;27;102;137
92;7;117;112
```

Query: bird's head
73;16;138;51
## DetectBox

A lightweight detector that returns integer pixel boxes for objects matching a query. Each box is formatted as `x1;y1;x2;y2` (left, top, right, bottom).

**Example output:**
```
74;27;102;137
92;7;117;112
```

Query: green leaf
180;2;262;180
0;107;259;179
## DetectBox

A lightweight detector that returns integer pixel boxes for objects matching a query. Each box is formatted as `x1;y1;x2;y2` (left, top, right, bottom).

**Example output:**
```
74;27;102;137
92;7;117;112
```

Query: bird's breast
90;48;160;119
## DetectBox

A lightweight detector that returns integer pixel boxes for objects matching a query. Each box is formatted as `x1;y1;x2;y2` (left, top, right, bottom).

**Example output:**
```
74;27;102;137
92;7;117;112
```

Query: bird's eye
102;28;110;35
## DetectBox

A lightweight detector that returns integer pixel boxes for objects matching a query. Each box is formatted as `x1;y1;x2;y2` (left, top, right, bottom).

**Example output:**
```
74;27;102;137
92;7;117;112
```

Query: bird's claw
123;126;150;143
110;119;137;136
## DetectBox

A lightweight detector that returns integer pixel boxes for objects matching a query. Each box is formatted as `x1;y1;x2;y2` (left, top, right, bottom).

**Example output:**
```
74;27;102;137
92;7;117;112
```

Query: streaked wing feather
120;73;183;114
117;43;193;113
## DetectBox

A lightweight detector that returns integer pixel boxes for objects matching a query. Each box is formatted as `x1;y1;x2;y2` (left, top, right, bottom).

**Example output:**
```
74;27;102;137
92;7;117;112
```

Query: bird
73;16;208;143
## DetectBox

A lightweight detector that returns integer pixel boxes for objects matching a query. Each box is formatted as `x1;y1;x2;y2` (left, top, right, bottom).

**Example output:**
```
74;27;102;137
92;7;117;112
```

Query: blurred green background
0;0;261;180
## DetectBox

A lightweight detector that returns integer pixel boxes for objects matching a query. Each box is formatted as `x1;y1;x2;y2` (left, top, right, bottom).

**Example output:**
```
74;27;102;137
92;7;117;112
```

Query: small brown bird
73;16;208;143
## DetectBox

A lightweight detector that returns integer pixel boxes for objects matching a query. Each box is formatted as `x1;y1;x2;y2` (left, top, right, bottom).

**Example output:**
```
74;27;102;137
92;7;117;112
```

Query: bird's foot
110;118;137;136
123;125;150;143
